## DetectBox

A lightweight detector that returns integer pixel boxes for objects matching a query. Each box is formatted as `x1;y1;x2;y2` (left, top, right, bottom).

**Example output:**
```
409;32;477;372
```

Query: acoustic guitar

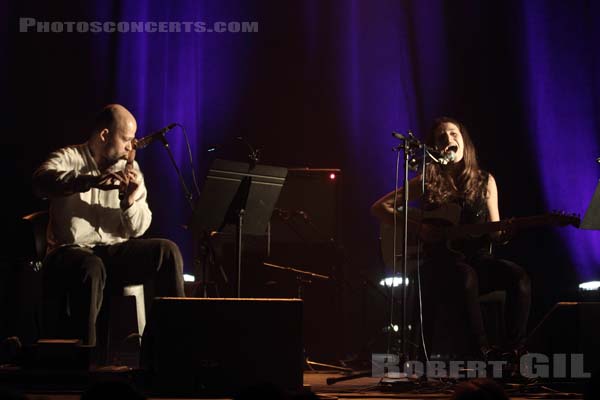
380;203;580;271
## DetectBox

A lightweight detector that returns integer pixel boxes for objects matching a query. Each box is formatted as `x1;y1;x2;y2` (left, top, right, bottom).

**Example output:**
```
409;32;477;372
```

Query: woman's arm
370;176;423;226
486;174;500;223
486;173;515;243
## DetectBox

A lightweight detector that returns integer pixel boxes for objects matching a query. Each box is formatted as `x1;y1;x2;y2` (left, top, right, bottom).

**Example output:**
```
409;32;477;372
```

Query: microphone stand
155;134;194;210
388;131;433;381
235;140;260;297
201;137;261;298
329;133;441;387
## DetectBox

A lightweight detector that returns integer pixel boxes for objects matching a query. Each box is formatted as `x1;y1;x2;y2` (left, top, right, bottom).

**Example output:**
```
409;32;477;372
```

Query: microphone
135;123;177;149
392;131;422;147
409;147;456;171
439;148;457;165
392;131;408;140
426;145;457;165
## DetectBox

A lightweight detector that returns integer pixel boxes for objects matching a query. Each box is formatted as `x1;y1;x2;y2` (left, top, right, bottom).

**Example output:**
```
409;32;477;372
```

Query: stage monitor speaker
265;168;343;361
271;168;340;243
527;302;600;377
140;298;303;397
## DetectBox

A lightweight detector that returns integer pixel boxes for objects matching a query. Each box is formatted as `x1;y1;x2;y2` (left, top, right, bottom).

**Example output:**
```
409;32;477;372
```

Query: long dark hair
422;117;488;207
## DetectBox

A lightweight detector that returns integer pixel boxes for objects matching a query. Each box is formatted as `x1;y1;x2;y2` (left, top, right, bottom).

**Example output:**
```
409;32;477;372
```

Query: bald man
33;104;185;350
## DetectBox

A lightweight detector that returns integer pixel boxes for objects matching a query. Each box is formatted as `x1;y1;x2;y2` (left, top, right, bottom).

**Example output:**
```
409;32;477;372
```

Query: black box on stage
527;302;600;378
266;168;344;361
271;168;341;243
140;298;303;396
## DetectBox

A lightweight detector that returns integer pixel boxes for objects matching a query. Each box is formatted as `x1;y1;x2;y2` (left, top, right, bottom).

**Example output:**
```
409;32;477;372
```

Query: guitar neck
446;215;569;239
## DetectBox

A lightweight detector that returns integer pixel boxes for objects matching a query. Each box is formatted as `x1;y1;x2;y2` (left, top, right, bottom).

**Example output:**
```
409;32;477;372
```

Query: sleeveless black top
422;171;491;259
457;175;489;225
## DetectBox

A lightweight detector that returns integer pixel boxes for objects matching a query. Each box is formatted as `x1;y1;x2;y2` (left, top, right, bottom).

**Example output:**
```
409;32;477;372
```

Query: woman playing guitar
371;117;531;365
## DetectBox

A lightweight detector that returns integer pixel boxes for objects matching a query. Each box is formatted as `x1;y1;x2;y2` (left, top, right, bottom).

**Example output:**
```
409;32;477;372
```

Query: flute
119;140;137;200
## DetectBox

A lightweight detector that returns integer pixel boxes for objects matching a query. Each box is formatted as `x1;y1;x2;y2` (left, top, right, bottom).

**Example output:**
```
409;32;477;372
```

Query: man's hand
93;171;128;191
74;172;125;193
119;169;140;209
74;171;140;209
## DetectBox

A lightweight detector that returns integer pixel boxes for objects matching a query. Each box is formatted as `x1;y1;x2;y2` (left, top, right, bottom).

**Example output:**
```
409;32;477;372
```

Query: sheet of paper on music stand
580;180;600;230
191;159;288;236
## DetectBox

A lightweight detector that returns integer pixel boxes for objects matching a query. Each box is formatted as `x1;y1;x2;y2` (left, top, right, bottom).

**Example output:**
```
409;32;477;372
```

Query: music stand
581;180;600;230
191;159;287;297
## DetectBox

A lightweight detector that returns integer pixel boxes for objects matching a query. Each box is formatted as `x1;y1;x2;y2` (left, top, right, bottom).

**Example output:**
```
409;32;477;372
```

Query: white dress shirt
33;142;152;254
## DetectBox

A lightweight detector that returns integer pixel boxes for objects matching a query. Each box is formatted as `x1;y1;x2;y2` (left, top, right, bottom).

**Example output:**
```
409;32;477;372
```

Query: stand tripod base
378;372;426;393
380;372;412;383
325;370;370;385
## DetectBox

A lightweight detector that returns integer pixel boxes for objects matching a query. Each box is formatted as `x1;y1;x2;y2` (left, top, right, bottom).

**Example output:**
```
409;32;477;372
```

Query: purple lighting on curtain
338;0;418;204
335;0;451;260
522;1;600;279
110;0;254;270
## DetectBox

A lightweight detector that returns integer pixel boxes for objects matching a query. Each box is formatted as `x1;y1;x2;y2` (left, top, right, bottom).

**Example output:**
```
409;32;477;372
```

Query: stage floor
4;370;586;400
305;371;585;400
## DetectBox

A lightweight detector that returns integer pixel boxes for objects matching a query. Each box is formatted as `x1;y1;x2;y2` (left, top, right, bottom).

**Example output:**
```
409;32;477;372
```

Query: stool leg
123;285;145;339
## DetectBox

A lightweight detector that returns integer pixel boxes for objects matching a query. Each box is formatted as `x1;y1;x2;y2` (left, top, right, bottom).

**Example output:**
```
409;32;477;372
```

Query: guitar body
379;219;421;275
379;203;480;270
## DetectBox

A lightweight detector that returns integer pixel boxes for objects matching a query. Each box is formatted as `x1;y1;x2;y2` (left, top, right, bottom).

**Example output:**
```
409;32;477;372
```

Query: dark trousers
42;238;185;346
421;253;531;354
